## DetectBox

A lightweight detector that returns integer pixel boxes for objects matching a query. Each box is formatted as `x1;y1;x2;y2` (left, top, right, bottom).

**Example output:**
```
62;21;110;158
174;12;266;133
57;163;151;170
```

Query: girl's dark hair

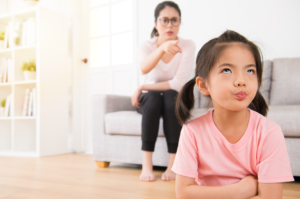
151;1;181;38
176;30;269;124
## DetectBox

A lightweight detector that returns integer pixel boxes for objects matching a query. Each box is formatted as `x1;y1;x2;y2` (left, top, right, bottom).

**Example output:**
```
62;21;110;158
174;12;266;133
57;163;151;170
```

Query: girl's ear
196;77;210;96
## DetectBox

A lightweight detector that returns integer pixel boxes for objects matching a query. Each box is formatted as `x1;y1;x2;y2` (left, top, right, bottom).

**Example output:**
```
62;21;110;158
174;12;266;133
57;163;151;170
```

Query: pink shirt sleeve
172;124;199;178
256;125;294;183
168;40;196;92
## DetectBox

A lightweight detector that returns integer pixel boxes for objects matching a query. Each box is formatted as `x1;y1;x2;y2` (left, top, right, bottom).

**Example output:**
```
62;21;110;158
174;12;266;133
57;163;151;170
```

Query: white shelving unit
0;6;69;157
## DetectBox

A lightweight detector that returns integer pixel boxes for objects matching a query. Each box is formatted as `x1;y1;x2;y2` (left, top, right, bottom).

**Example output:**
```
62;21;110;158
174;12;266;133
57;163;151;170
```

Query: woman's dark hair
151;1;181;38
176;30;269;124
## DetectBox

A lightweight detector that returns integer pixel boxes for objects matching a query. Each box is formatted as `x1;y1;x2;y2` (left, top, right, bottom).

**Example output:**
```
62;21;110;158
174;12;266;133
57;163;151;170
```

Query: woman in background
131;1;196;182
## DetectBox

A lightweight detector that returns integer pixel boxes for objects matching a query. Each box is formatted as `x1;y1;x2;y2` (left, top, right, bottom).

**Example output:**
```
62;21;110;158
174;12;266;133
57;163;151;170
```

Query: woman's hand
238;175;258;198
160;40;182;55
131;86;143;108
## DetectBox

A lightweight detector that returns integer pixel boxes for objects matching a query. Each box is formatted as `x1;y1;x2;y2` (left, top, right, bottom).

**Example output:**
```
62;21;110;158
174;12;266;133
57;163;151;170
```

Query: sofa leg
96;161;110;168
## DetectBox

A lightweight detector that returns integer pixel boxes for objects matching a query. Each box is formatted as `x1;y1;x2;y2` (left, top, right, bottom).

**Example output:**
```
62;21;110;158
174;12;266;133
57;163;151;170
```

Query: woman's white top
137;36;196;92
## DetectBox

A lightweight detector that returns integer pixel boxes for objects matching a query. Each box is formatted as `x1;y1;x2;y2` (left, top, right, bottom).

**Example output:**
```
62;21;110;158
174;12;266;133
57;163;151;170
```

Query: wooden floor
0;154;299;199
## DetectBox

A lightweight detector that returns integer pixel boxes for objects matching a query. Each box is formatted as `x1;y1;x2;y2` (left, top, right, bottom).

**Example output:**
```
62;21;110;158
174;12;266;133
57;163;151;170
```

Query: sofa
92;57;300;176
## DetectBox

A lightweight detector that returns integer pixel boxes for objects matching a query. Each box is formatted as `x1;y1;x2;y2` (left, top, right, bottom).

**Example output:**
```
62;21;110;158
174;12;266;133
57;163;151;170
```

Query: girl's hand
238;175;258;198
160;40;182;55
131;86;143;108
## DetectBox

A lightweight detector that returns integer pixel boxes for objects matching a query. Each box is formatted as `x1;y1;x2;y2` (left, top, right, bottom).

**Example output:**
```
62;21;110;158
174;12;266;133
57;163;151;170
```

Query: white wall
38;0;85;153
19;0;84;153
138;0;300;60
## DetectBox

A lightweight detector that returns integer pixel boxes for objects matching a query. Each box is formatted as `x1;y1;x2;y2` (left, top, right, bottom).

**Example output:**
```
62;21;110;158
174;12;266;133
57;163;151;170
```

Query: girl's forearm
140;46;164;74
140;81;171;92
179;183;245;199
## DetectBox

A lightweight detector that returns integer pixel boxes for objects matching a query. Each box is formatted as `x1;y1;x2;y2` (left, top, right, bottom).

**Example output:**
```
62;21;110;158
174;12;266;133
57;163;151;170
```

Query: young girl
172;30;294;198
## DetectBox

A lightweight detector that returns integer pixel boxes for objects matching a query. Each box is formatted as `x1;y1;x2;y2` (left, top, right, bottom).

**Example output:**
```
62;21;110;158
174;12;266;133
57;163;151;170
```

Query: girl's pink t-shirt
172;109;294;186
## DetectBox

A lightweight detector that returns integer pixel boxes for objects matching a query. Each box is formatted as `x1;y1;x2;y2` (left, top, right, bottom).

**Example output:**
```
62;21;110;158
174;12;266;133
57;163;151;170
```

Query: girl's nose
234;80;246;87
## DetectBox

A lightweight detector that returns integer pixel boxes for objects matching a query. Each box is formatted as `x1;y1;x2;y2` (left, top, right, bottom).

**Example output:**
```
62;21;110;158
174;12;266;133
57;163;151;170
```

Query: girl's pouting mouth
235;91;247;100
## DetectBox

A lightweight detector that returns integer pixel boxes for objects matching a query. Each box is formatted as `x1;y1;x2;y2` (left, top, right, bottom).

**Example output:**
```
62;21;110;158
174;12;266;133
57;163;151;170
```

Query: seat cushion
105;111;165;137
104;109;211;137
267;105;300;137
270;58;300;105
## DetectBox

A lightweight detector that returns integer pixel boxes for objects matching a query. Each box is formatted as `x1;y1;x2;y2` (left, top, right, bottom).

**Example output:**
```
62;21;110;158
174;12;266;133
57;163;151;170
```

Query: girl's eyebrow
218;63;256;68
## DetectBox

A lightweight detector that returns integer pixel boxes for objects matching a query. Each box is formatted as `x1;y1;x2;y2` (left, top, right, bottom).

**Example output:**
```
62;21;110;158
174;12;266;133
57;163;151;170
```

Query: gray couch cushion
104;109;210;137
105;111;165;137
267;105;300;137
260;60;272;104
270;58;300;105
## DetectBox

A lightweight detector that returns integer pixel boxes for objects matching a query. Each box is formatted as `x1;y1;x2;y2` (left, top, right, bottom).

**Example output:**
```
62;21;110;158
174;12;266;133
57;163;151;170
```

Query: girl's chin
217;103;250;112
227;105;250;112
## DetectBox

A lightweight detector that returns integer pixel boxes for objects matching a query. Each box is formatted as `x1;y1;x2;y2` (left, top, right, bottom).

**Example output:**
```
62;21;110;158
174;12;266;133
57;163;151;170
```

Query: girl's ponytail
248;90;269;116
176;78;196;125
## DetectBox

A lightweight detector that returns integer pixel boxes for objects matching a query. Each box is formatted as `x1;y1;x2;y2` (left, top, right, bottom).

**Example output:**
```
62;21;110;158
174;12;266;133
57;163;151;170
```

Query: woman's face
155;6;180;40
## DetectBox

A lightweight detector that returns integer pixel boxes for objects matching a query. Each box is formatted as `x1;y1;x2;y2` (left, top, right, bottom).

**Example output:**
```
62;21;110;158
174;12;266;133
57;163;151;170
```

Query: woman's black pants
136;89;182;153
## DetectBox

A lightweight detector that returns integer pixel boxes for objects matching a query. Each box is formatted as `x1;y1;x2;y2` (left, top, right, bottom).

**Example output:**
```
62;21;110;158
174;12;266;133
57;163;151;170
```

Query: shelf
14;83;36;117
0;151;37;157
0;45;36;52
14;119;36;152
14;80;36;85
0;117;12;120
0;48;12;54
0;120;11;151
0;83;12;87
0;6;37;19
14;116;36;120
0;86;12;117
0;117;36;120
14;45;36;51
0;49;12;58
0;6;69;157
14;47;37;82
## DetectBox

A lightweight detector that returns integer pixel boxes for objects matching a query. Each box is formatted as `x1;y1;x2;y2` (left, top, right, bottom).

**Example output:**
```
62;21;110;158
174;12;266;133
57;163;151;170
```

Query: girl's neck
212;107;250;143
213;108;249;125
156;35;178;47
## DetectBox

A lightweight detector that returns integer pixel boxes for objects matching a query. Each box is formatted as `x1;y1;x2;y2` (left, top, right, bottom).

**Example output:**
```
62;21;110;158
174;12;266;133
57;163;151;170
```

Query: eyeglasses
158;17;181;27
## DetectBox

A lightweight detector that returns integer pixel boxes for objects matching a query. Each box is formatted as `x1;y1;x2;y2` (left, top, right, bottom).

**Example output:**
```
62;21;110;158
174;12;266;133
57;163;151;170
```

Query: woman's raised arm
140;40;182;74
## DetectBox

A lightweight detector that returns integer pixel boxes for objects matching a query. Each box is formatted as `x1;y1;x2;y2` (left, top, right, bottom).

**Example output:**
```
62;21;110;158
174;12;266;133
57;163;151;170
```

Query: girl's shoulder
184;109;212;131
249;109;282;138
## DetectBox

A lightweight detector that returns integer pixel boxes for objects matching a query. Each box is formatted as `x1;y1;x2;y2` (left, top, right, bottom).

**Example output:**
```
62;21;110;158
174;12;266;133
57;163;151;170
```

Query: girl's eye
247;69;255;74
222;69;231;73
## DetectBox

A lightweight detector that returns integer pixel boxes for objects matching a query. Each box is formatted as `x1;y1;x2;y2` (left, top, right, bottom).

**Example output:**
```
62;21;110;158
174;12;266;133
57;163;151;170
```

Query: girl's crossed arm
176;174;258;199
249;183;283;199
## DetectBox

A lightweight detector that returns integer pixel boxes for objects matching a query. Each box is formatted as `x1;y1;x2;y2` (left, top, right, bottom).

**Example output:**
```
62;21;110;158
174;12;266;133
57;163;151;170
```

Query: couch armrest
92;94;135;138
93;94;135;114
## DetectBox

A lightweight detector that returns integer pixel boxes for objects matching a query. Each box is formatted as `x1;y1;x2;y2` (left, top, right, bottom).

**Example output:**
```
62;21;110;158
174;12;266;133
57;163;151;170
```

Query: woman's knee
163;89;178;107
164;89;178;100
144;91;163;109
